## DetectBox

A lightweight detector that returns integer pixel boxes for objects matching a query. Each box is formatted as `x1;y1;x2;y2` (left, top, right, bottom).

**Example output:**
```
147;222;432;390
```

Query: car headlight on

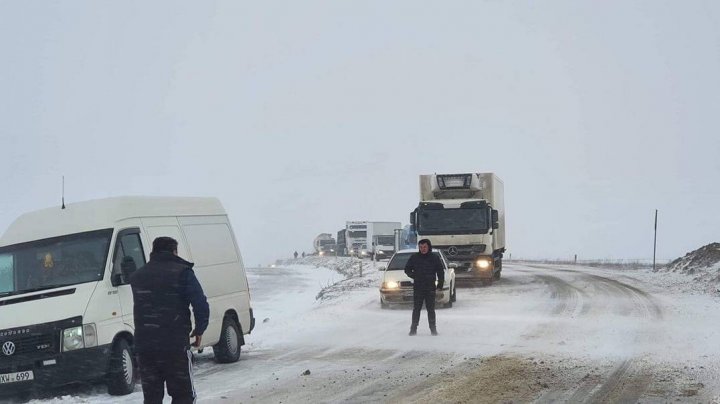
476;258;492;269
384;281;399;289
319;251;325;256
377;251;384;255
63;326;84;352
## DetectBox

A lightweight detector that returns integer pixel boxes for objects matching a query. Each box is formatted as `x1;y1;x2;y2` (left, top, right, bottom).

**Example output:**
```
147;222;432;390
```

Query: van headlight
63;327;84;351
475;258;492;269
62;324;97;351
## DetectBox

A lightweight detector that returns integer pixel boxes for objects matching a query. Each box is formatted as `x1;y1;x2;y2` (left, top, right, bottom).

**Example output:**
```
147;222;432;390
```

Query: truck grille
437;244;486;258
1;333;57;358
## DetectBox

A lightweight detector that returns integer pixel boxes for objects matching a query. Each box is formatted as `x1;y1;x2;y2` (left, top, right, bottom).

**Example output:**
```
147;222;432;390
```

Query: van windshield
0;229;113;297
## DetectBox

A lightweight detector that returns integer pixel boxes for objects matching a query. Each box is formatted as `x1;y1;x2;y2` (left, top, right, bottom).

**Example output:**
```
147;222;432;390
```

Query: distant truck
345;221;401;258
313;233;336;255
410;173;505;284
370;223;403;259
336;228;347;256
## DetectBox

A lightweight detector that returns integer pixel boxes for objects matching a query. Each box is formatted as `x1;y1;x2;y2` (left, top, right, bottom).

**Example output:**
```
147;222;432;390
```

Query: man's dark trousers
411;288;436;330
138;348;196;404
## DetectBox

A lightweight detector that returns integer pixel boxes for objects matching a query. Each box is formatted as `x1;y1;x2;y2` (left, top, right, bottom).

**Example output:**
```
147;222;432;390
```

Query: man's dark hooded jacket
404;241;445;291
130;251;209;353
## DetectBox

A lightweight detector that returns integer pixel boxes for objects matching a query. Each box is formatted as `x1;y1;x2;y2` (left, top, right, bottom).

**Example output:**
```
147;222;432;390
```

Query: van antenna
61;176;66;209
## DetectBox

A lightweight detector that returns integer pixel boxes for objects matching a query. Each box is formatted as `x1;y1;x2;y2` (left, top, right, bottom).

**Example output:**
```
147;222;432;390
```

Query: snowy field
12;257;720;403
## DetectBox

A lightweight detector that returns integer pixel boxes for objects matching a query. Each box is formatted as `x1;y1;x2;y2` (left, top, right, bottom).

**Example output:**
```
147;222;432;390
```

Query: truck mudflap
249;308;255;333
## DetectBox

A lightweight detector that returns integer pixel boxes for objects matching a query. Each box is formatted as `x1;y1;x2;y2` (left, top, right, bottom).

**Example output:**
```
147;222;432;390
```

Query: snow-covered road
19;259;720;403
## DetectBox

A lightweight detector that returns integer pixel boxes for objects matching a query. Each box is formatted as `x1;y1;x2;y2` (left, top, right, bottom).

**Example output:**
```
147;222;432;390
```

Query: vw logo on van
447;246;458;256
2;341;16;356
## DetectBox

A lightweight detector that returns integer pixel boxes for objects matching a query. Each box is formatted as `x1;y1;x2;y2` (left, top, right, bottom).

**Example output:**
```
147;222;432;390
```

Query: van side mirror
448;263;458;269
491;209;499;229
378;265;386;271
409;211;416;225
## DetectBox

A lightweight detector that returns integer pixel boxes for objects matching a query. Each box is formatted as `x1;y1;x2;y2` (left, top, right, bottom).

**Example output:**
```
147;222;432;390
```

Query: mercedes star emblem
447;246;458;256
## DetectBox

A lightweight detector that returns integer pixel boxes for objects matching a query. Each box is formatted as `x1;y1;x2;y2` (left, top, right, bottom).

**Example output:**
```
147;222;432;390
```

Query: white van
0;197;254;396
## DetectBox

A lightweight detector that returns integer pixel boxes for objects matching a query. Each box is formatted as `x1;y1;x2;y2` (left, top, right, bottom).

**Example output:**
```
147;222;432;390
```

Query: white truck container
410;173;505;284
0;197;254;395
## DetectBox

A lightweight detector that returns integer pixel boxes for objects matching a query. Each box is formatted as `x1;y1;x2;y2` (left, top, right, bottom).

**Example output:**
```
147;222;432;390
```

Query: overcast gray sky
1;1;719;265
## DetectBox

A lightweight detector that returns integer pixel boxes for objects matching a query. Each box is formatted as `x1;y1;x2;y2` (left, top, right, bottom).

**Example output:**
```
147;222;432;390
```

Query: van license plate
0;371;34;384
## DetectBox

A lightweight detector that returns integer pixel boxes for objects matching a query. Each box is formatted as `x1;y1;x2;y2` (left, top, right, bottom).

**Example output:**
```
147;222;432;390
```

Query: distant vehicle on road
379;249;456;309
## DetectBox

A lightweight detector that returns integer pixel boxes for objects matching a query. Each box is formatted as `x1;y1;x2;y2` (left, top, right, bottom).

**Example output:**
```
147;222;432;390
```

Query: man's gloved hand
436;282;444;290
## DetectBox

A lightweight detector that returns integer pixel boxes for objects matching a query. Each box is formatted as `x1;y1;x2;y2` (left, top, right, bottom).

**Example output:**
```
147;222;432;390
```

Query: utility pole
653;209;658;272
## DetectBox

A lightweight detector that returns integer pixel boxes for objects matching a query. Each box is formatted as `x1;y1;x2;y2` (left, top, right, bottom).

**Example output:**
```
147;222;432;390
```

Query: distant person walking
404;239;444;336
130;237;210;404
294;251;299;259
302;251;306;258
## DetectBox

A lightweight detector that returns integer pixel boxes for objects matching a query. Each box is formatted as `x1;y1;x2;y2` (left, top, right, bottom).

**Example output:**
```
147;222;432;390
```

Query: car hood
382;270;413;284
0;282;96;329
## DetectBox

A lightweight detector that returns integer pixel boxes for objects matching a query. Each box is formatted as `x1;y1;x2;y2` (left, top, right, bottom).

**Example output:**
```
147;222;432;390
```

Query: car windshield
0;229;113;296
386;252;442;271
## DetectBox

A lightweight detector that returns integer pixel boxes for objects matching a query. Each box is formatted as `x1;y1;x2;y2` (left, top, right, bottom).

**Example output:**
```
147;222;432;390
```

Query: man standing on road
130;237;210;404
404;239;444;336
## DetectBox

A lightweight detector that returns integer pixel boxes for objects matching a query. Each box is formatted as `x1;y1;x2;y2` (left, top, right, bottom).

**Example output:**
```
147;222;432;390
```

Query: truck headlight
62;324;98;351
476;258;492;269
384;281;399;289
319;251;325;256
377;251;384;255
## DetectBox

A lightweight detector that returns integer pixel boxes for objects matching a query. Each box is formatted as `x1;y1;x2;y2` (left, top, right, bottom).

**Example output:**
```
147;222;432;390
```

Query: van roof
0;196;225;247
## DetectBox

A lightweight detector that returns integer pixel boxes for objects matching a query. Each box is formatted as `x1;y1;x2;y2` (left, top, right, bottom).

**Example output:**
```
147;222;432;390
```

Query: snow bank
659;243;720;294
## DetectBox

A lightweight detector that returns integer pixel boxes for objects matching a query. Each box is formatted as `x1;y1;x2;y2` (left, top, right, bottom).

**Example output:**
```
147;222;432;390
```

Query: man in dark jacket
130;237;210;404
404;239;444;336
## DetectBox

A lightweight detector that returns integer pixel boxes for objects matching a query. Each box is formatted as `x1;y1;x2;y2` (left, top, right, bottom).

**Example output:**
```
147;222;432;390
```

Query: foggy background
1;1;718;266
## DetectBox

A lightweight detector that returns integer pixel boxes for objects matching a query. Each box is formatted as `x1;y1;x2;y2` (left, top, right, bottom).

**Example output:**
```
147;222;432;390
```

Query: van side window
112;232;146;285
0;254;14;293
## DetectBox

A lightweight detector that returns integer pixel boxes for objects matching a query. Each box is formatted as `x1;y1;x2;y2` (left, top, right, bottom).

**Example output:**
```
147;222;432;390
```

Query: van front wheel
214;317;242;363
107;339;136;396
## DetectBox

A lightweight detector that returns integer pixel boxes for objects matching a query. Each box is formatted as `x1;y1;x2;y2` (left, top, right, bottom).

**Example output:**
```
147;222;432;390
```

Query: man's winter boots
430;327;438;336
409;327;417;336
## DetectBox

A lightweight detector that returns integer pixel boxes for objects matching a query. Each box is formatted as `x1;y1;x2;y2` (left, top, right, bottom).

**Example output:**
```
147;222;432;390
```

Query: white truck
410;173;505;284
345;221;401;258
313;233;336;255
368;222;402;259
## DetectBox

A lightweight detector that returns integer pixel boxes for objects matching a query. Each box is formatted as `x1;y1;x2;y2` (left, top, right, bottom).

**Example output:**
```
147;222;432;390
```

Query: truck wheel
214;316;242;363
380;298;389;309
493;270;501;280
107;339;136;396
450;283;457;302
